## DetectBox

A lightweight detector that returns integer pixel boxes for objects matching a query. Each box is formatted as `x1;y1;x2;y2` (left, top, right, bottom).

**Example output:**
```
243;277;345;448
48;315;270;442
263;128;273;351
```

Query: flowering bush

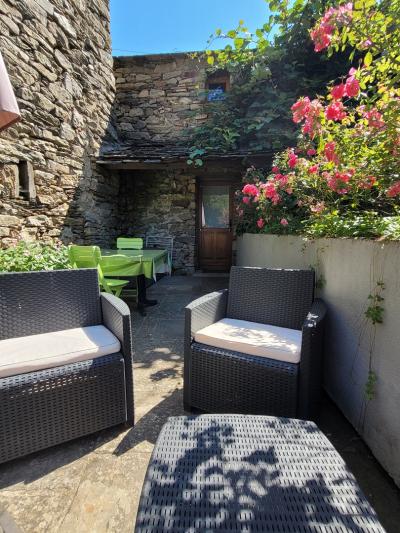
237;0;400;239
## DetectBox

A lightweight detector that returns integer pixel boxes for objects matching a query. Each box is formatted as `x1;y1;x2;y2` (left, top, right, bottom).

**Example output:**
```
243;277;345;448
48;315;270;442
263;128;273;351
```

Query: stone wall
0;0;119;247
113;53;207;143
119;171;196;272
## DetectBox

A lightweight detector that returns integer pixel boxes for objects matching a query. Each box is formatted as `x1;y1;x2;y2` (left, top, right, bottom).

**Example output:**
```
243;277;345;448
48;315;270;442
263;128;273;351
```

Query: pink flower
325;101;347;121
276;174;289;186
310;25;332;52
257;218;265;229
272;193;281;205
345;77;360;98
272;166;280;173
280;218;288;226
364;108;385;129
331;83;346;100
291;97;310;123
387;181;400;197
326;171;352;194
242;183;259;196
360;39;372;49
242;196;250;204
285;187;293;195
307;148;316;156
288;151;298;168
260;182;277;200
308;164;319;174
310;201;325;214
324;141;339;164
359;176;376;190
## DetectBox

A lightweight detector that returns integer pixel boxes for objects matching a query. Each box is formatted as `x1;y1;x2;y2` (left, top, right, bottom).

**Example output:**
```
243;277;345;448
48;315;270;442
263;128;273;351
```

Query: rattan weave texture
0;268;102;340
135;415;385;532
190;342;298;416
184;268;326;419
0;269;134;463
228;266;315;329
0;354;126;464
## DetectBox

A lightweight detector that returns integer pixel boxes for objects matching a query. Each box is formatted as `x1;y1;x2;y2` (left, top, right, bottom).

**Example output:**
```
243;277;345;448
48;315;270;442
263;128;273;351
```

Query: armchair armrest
101;292;134;424
185;290;228;340
299;298;327;419
184;290;228;410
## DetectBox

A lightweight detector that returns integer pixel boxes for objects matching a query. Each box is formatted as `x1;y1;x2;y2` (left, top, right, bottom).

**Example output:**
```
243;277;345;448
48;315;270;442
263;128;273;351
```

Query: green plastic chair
68;245;129;298
117;237;143;250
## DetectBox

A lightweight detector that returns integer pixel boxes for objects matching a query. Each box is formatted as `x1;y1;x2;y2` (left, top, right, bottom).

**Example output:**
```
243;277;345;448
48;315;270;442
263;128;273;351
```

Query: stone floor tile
57;452;150;533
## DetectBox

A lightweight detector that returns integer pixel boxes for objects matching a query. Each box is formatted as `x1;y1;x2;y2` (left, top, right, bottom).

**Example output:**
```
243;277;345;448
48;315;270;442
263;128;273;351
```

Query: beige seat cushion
194;318;302;364
0;325;121;379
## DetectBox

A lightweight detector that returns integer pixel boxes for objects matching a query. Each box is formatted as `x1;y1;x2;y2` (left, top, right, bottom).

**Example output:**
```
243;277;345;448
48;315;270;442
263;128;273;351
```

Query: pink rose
257;218;265;229
331;84;346;100
387;181;400;197
324;141;339;164
345;77;360;98
242;184;259;196
291;97;311;123
310;25;332;52
325;101;347;121
280;218;289;226
242;196;250;204
288;151;298;168
261;182;277;200
308;164;319;174
364;108;385;129
310;201;325;214
272;166;280;173
358;176;376;190
307;148;317;156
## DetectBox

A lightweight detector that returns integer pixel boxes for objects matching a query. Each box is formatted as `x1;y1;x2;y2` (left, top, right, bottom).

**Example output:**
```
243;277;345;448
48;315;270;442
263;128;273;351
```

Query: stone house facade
0;0;119;247
0;1;269;272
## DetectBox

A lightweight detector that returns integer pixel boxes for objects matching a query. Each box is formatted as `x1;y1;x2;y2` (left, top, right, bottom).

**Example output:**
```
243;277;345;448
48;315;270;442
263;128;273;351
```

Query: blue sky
110;0;269;56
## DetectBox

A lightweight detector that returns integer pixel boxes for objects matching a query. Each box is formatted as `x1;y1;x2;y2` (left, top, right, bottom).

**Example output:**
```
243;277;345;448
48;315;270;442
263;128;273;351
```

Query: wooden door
198;183;233;271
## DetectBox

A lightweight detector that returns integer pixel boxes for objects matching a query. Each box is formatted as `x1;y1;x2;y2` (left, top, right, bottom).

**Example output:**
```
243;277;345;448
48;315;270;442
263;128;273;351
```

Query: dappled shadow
135;416;383;532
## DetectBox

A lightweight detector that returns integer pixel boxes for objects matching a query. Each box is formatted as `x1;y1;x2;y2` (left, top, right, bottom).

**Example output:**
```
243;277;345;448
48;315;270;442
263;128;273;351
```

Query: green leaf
234;38;244;49
364;51;373;67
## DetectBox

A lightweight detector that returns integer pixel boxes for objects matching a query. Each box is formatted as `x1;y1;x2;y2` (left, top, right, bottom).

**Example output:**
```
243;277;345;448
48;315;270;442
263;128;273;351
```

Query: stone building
0;0;119;247
0;1;270;272
100;53;270;272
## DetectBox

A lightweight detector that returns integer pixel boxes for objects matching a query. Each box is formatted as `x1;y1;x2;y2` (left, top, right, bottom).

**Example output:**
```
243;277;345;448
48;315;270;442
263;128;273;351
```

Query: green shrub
0;242;70;272
303;213;400;240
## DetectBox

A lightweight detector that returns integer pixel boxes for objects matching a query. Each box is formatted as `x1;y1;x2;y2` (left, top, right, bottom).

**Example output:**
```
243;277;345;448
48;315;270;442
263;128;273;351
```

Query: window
18;160;36;200
206;72;230;102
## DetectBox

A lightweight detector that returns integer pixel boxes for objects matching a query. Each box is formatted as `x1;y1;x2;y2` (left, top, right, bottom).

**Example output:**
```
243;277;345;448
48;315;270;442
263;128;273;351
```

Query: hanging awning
0;51;20;132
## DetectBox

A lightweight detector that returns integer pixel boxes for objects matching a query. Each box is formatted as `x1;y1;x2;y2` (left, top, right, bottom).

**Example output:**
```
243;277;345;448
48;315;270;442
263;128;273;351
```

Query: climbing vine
187;0;350;157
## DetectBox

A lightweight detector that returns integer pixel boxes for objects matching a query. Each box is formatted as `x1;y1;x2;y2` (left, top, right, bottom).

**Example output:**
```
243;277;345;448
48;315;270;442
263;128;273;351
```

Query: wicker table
135;415;384;532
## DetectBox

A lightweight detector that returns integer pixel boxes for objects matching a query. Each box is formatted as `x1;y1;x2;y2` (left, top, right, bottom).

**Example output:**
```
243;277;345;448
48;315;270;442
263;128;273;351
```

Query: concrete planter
237;233;400;486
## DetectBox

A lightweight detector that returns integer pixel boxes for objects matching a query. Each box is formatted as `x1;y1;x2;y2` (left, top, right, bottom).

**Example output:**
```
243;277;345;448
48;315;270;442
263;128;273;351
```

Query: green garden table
101;249;170;281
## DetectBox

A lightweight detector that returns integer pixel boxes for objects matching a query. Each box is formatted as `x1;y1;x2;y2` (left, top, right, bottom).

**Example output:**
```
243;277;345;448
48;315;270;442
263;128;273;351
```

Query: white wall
237;234;400;486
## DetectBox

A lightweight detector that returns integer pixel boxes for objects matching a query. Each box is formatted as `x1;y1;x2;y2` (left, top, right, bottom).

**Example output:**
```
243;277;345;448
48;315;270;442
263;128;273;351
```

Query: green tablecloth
101;249;170;280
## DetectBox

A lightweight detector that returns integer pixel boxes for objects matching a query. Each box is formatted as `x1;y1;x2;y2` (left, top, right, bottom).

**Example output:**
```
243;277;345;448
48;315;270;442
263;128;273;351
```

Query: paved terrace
0;275;399;533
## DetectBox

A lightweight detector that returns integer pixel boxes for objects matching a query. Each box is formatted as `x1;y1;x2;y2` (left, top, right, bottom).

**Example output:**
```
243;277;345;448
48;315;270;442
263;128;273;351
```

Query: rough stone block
0;215;21;227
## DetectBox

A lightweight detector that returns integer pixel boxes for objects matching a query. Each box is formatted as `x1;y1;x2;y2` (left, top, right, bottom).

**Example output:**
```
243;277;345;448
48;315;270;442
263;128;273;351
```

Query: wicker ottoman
135;415;384;532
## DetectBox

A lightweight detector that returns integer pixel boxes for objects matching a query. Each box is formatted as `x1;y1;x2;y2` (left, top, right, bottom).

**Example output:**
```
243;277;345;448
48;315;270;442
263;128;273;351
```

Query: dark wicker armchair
0;268;134;464
184;266;326;419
